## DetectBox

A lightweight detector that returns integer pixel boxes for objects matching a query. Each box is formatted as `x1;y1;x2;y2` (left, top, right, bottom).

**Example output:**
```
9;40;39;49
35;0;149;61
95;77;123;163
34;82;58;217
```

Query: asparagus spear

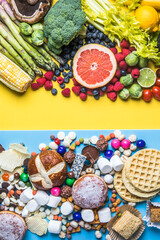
22;35;56;71
0;22;42;76
0;35;35;79
0;0;19;25
0;44;20;67
43;44;65;65
0;6;48;69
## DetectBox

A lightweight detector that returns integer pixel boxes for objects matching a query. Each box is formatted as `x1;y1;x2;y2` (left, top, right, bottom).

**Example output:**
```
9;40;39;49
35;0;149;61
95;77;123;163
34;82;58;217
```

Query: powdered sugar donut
0;211;27;240
72;174;108;209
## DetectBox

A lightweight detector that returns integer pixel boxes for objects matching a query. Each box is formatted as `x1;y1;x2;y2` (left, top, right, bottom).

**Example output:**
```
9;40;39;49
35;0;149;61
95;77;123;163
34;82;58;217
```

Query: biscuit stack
114;149;160;202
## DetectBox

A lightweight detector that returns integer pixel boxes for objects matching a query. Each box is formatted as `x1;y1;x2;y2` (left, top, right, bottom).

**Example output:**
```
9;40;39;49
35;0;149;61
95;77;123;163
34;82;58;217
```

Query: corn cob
0;53;32;92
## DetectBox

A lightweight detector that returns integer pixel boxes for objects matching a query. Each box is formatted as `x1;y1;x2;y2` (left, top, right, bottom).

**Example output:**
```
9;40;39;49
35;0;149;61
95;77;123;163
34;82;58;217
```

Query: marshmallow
48;220;62;234
63;136;72;144
81;209;94;223
110;155;124;172
22;206;29;218
68;132;76;140
39;143;46;151
104;174;114;184
57;131;65;140
61;201;73;216
98;208;111;223
49;142;58;150
47;195;61;208
34;190;49;206
20;188;33;203
62;141;70;148
90;136;98;145
26;199;40;212
70;221;78;229
97;157;112;174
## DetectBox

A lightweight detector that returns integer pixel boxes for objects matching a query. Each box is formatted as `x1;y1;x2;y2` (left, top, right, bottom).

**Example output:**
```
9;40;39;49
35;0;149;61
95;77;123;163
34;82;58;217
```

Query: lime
137;68;156;88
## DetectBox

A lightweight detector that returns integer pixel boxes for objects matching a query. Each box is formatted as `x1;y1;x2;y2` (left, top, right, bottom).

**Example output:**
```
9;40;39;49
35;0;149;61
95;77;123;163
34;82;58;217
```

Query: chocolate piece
64;151;75;164
82;145;99;164
0;144;5;153
96;138;108;151
2;182;10;189
23;158;30;167
150;204;160;222
71;154;86;179
60;185;72;198
67;171;75;179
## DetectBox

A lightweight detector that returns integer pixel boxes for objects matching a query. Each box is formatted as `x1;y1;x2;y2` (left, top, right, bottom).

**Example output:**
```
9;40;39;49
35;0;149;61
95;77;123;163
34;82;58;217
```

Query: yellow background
0;0;160;130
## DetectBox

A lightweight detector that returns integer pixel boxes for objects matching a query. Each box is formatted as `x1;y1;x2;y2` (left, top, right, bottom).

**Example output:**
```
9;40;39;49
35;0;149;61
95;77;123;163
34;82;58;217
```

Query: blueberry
86;33;92;39
101;86;107;92
92;33;97;39
88;24;94;31
69;66;72;71
90;38;95;43
94;94;100;100
60;83;65;89
81;87;86;93
105;36;110;43
98;32;104;40
78;45;83;49
64;63;69;70
87;41;91;44
63;47;70;54
53;76;57;81
59;66;64;72
79;39;83;45
54;69;61;76
71;51;76;57
51;88;57;95
121;70;127;76
106;44;110;48
92;28;96;33
72;45;77;51
100;41;105;46
62;72;67;77
70;61;73;67
95;39;100;44
64;54;70;60
92;89;99;95
68;71;73;78
64;77;70;83
110;41;116;47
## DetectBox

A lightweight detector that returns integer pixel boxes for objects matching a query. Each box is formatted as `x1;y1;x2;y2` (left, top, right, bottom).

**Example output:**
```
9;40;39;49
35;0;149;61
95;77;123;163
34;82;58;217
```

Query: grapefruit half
73;44;117;89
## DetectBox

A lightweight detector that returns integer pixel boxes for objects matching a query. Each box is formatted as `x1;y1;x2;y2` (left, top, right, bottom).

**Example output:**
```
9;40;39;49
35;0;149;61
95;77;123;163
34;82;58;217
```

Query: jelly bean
111;139;121;149
67;171;75;179
20;173;29;183
57;145;66;155
105;150;114;159
2;173;9;181
66;178;75;186
73;212;82;222
121;139;131;149
55;138;61;145
136;139;146;148
51;187;61;196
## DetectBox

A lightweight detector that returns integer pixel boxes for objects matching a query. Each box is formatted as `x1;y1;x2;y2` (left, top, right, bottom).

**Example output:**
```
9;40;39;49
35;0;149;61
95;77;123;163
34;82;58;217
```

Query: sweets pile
0;131;160;240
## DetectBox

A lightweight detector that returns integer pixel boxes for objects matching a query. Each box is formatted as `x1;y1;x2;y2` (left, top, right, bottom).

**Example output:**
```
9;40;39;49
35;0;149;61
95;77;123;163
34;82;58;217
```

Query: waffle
126;149;160;192
122;160;159;198
114;171;147;202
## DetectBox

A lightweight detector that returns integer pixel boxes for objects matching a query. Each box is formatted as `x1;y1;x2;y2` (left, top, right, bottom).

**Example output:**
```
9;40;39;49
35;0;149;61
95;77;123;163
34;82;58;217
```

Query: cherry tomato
142;89;152;102
155;78;160;87
152;86;160;101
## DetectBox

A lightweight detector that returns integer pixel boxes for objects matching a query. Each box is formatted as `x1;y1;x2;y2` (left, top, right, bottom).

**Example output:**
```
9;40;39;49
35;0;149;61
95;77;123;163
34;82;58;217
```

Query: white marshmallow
63;136;72;144
68;132;76;140
48;220;62;234
39;143;46;151
20;188;33;203
104;174;114;184
114;130;122;138
47;195;61;208
34;190;49;206
97;157;112;174
81;209;94;222
57;131;65;140
98;208;111;223
22;206;29;218
61;201;73;216
90;136;98;145
70;221;78;228
26;199;40;212
49;142;58;150
62;141;70;148
110;155;124;172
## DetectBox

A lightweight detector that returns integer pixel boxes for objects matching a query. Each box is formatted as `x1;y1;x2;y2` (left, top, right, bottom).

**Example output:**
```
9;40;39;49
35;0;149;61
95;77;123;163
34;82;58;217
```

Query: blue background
0;130;160;240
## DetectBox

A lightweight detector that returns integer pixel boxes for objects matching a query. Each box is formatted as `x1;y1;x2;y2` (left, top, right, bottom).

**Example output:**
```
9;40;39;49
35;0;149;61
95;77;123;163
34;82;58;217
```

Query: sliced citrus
73;44;117;89
137;68;156;88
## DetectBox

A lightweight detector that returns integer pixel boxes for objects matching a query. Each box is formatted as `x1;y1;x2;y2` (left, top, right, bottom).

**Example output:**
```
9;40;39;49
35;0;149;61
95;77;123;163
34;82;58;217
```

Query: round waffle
126;149;160;193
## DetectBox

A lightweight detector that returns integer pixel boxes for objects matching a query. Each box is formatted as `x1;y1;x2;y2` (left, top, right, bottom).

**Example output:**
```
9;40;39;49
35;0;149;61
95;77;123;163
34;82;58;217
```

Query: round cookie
72;174;108;208
0;211;27;240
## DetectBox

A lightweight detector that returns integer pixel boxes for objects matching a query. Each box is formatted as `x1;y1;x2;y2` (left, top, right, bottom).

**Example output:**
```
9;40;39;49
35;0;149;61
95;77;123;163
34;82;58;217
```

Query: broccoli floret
44;0;86;54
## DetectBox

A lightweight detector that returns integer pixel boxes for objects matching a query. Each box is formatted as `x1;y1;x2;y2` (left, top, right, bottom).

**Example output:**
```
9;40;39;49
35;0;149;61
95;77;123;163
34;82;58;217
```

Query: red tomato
155;78;160;87
142;90;152;102
152;86;160;100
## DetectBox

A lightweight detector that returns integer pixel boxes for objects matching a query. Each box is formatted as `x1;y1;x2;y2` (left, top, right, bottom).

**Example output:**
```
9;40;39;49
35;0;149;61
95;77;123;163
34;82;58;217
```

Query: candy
49;142;58;150
34;190;49;206
66;178;75;186
20;173;29;182
26;199;40;212
136;139;146;148
71;154;86;179
61;201;74;216
2;173;9;181
48;220;62;234
129;134;137;142
97;157;112;174
73;212;82;222
20;188;33;203
98;207;111;223
51;187;61;197
57;131;65;140
68;132;76;140
81;209;94;222
110;155;124;172
57;145;66;155
105;150;114;159
47;195;61;208
121;139;131;149
104;174;114;184
70;221;78;229
90;136;99;145
111;139;121;149
67;171;75;179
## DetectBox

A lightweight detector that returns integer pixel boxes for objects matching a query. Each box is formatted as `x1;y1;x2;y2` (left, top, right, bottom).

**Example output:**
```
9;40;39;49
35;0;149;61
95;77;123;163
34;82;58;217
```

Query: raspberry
122;48;131;57
72;86;81;96
87;89;93;95
100;90;105;96
114;82;124;92
80;92;87;101
57;76;64;84
115;53;125;63
110;47;117;54
44;71;54;80
129;46;136;52
31;83;39;90
119;61;128;70
107;84;114;93
115;69;121;78
72;78;81;86
107;92;117;101
131;68;140;79
61;88;71;97
44;81;53;90
110;77;118;84
120;39;130;49
36;77;46;87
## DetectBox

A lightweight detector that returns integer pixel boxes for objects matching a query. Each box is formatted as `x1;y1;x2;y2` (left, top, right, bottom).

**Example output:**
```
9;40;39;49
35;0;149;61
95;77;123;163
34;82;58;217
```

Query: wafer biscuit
126;149;160;193
114;171;149;202
122;161;159;198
